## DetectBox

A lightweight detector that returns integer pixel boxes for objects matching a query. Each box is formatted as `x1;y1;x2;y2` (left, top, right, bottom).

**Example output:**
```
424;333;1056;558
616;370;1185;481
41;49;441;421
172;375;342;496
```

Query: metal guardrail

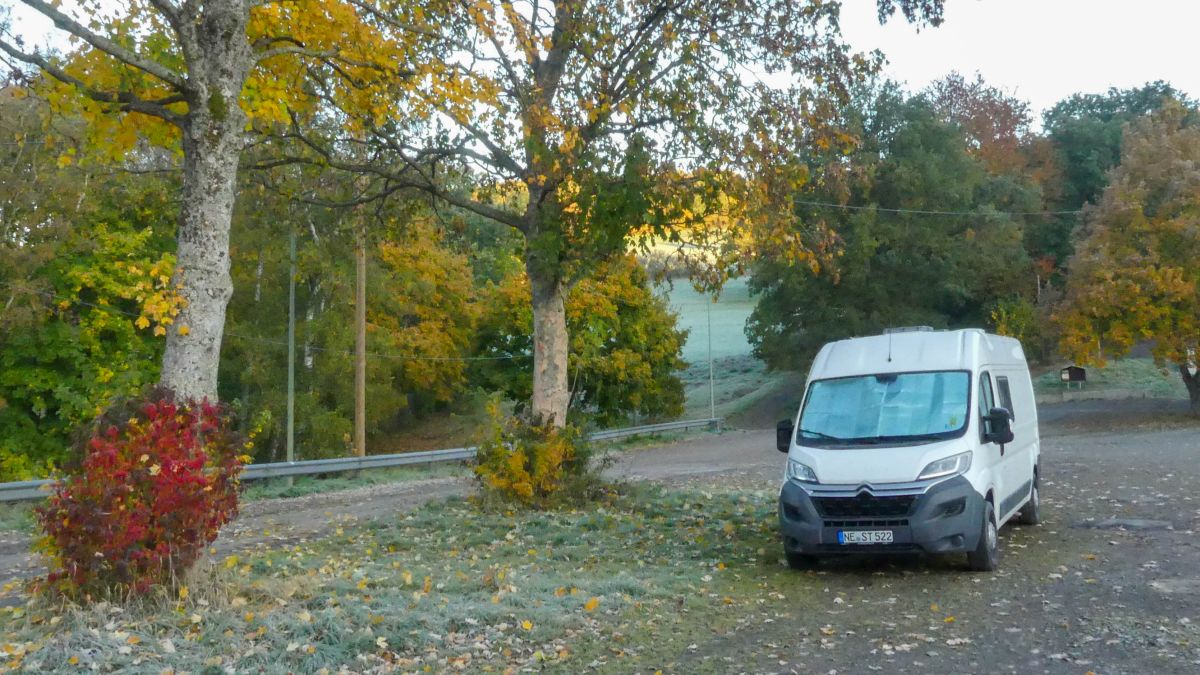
0;418;721;502
587;417;722;441
242;446;479;480
0;480;52;502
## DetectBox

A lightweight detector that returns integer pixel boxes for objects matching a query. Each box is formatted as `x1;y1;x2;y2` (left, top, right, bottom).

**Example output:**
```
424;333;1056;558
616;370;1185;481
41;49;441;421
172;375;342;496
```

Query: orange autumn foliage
1057;102;1200;406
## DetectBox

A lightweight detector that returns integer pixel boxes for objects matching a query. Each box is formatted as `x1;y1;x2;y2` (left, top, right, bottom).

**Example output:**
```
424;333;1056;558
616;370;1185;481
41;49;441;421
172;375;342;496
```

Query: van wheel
967;502;999;572
1017;472;1042;525
785;550;820;570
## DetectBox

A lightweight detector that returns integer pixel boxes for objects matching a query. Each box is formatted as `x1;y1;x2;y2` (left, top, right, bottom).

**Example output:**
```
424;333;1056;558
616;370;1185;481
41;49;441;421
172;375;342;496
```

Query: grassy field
0;486;794;673
664;277;803;426
678;356;798;424
1034;357;1188;399
662;277;756;364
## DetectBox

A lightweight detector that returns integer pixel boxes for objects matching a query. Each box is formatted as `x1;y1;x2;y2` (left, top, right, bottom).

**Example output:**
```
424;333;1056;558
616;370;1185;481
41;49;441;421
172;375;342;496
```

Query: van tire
785;551;820;570
967;502;999;572
1017;471;1042;526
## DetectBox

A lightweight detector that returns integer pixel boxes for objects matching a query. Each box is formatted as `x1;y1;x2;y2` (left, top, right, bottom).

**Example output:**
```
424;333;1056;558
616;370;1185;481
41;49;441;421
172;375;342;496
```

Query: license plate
838;530;894;545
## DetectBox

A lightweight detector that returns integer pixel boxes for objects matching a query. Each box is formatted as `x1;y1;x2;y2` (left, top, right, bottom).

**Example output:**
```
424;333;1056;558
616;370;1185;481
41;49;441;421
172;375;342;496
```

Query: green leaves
748;86;1034;369
474;255;686;426
0;102;178;478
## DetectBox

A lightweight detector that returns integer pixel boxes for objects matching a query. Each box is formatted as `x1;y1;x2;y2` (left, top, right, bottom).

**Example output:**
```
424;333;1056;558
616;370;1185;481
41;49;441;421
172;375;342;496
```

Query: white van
776;327;1041;571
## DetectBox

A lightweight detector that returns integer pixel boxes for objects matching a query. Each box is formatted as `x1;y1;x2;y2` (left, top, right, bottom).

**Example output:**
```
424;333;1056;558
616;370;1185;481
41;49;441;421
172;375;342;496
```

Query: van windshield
797;371;970;445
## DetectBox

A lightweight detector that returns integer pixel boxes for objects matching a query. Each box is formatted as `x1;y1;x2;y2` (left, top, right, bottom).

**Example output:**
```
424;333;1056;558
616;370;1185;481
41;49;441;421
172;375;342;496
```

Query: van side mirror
776;419;794;453
984;407;1015;445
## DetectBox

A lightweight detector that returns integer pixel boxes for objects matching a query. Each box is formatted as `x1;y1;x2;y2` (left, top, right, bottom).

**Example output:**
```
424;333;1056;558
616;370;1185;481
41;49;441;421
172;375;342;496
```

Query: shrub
473;402;605;508
35;395;246;597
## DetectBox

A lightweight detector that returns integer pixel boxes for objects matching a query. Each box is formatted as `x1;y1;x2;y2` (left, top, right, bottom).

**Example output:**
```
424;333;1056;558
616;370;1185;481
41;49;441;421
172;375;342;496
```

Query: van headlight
917;451;972;481
786;459;819;484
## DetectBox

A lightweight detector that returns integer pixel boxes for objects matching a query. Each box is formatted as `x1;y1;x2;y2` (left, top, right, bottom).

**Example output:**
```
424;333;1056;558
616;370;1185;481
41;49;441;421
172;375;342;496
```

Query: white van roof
809;328;1026;381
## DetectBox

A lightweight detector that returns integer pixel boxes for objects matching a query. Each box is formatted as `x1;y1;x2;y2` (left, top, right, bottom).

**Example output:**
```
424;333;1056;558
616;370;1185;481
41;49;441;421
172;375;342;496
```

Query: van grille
814;494;915;518
824;519;908;528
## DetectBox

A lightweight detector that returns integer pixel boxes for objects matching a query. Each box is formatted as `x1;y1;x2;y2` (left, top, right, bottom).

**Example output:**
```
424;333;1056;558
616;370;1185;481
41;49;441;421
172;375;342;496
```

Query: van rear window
797;371;970;445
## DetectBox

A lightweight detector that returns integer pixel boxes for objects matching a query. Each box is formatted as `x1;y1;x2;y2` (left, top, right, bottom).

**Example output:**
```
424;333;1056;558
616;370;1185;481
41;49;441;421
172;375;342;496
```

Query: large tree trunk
158;2;251;402
160;120;241;401
526;259;571;427
1181;365;1200;417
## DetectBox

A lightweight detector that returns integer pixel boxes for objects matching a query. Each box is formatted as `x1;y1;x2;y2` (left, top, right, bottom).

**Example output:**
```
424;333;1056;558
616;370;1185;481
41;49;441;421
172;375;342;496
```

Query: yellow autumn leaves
372;220;477;405
474;405;582;505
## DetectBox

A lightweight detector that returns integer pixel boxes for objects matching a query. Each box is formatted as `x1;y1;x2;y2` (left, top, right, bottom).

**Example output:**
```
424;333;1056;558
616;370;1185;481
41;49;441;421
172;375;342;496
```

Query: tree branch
274;111;527;231
411;174;527;231
0;38;185;126
146;0;183;34
255;44;335;64
473;8;527;103
345;0;442;40
500;1;540;66
18;0;191;93
534;3;574;101
441;113;525;177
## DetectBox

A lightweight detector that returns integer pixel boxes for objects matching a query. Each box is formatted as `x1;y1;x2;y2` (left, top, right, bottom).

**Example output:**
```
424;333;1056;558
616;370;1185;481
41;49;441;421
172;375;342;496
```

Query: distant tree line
746;76;1200;414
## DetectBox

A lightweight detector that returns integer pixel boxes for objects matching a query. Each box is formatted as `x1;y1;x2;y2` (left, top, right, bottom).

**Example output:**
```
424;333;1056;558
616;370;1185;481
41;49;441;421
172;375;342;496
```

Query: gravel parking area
621;399;1200;674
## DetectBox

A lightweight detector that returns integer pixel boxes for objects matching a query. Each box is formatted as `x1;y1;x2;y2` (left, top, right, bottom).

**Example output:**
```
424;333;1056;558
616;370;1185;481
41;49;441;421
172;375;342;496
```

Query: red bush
35;397;246;596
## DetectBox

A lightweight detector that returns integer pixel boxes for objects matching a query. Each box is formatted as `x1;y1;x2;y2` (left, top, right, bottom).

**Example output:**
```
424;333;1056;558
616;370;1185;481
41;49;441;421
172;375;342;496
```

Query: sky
837;0;1200;124
4;0;1198;126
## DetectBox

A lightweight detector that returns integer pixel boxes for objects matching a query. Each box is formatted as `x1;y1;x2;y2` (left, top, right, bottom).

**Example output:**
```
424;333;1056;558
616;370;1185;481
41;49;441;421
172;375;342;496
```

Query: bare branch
269;125;528;231
471;5;527;102
404;170;527;231
439;113;525;177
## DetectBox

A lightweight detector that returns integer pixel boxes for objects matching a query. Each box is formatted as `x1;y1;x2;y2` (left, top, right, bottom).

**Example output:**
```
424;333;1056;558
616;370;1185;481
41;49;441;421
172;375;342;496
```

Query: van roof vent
882;326;936;334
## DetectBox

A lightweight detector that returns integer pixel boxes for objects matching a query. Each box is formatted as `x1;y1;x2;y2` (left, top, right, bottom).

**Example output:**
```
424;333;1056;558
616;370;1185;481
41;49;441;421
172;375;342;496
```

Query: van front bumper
778;476;985;555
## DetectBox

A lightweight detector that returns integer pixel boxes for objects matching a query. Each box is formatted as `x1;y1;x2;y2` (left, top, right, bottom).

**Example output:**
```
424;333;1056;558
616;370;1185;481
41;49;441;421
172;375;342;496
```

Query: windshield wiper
849;433;948;445
797;428;846;441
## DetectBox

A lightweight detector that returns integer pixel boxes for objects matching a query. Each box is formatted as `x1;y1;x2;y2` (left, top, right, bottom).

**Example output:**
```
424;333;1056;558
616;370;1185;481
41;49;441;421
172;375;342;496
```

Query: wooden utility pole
354;220;367;458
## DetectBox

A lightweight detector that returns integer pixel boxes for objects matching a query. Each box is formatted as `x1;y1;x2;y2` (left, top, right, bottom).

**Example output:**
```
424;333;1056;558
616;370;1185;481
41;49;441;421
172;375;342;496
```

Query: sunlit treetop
294;1;941;289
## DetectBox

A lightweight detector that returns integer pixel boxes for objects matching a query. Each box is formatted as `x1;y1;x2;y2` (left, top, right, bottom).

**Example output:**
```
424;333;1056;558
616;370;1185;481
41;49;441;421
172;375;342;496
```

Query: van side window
978;372;995;437
996;376;1015;421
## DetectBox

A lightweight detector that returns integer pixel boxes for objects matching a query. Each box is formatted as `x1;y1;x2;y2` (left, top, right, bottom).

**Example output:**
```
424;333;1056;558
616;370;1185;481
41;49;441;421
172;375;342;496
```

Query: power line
1;281;523;363
792;199;1083;217
225;332;524;362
